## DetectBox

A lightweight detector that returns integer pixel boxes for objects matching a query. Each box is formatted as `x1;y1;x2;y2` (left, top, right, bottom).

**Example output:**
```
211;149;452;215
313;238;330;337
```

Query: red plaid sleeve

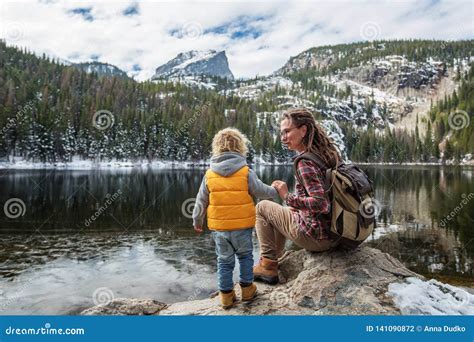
286;159;330;215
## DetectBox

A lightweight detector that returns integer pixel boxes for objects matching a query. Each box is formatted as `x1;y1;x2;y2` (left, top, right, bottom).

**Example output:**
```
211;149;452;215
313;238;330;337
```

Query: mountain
226;40;473;162
276;40;472;75
0;39;472;165
72;61;129;78
151;50;234;80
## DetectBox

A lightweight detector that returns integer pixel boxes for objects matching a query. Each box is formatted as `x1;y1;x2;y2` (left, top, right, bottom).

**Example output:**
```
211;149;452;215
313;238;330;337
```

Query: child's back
192;128;277;309
193;151;278;230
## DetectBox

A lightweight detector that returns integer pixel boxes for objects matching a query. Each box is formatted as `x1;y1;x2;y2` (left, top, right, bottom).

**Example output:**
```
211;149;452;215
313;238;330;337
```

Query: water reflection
363;165;474;282
0;231;219;314
0;165;473;314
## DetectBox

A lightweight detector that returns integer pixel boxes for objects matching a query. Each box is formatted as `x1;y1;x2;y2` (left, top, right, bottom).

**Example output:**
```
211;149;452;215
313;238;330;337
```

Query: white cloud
0;0;472;81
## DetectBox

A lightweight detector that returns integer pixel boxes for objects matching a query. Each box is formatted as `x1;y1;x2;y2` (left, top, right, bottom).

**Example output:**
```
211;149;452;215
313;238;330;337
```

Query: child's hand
271;180;289;200
271;180;281;188
194;225;203;234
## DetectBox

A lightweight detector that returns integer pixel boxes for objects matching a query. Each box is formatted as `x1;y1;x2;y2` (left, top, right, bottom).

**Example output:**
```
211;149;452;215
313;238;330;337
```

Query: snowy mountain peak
152;50;234;80
72;61;129;78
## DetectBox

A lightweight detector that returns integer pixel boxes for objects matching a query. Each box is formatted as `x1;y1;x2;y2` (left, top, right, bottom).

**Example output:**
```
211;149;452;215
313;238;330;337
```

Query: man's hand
194;225;203;234
271;180;289;201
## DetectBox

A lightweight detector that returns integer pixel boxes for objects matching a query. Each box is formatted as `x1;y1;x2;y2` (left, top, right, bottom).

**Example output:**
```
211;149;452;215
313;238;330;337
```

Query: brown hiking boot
219;290;236;309
240;283;257;301
253;257;279;285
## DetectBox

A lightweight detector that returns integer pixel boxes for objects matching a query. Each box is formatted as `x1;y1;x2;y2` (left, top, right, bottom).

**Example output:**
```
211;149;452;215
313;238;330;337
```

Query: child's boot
219;289;236;309
240;283;257;301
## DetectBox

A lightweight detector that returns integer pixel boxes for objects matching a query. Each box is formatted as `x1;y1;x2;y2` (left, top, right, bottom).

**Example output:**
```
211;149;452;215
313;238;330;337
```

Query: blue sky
0;0;472;80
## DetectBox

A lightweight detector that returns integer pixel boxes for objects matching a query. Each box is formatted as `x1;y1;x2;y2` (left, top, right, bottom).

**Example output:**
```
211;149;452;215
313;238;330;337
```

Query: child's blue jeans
212;228;254;292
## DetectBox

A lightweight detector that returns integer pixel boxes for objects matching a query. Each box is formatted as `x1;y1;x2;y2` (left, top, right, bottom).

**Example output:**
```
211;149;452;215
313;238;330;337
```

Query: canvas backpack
293;152;376;248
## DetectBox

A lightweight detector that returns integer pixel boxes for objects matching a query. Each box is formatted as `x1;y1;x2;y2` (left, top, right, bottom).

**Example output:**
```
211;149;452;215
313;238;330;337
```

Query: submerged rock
81;246;454;315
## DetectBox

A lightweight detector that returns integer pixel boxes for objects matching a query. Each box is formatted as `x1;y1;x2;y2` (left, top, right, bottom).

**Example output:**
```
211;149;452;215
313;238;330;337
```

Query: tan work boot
240;283;257;301
253;257;279;285
219;290;236;309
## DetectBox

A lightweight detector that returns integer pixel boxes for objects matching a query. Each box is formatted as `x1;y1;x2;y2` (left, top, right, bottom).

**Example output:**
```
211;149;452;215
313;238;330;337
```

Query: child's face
280;118;307;152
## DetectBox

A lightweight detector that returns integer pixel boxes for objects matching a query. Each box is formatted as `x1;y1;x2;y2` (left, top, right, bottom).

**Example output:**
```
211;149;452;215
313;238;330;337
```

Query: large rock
81;246;420;315
81;298;166;316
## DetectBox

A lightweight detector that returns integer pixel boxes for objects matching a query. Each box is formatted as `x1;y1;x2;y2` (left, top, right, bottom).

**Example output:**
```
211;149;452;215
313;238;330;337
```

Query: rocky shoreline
81;246;429;316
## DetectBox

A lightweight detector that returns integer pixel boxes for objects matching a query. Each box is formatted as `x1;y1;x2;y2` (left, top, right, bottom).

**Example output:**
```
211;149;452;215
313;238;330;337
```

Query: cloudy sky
0;0;472;80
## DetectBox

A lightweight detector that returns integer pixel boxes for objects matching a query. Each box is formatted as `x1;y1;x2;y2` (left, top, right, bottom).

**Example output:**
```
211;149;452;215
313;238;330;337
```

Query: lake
0;165;473;314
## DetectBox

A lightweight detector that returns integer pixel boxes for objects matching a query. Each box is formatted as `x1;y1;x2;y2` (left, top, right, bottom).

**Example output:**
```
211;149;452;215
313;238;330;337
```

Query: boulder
81;246;420;315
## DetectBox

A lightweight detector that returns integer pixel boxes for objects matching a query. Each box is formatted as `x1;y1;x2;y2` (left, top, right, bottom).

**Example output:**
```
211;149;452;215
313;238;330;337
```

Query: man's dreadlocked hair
283;107;341;168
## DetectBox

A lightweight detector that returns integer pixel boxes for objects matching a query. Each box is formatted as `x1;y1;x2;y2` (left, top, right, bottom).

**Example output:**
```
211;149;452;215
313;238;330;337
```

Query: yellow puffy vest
205;165;256;230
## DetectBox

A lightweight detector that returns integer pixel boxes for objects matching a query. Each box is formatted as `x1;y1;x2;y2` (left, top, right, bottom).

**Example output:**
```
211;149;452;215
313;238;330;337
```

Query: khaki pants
255;200;334;260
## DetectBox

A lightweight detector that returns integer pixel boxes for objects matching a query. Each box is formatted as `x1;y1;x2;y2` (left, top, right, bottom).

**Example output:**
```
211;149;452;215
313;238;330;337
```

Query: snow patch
369;223;404;240
0;156;210;170
387;277;474;315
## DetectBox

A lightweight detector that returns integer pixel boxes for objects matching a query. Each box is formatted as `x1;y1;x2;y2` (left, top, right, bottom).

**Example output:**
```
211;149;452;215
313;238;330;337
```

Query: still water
0;165;473;314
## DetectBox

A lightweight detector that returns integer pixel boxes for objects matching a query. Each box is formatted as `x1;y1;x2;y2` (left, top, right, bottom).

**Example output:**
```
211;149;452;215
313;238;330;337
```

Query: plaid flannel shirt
285;158;331;240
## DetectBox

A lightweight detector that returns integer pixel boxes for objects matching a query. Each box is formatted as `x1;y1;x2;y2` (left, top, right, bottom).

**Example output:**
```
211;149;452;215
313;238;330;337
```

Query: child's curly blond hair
211;127;249;157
